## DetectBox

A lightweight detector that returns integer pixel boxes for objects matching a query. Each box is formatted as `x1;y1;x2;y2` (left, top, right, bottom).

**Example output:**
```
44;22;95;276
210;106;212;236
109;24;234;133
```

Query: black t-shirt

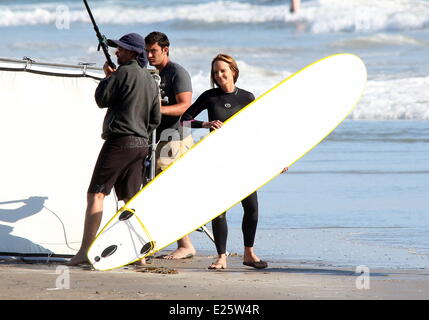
157;61;192;141
181;87;255;128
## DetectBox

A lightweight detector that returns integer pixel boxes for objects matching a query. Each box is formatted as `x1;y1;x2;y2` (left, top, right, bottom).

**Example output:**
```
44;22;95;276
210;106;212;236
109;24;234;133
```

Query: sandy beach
1;252;428;301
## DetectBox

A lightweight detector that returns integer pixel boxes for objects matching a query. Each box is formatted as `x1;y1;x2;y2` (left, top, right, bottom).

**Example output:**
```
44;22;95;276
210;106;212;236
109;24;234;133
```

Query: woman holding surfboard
181;54;287;270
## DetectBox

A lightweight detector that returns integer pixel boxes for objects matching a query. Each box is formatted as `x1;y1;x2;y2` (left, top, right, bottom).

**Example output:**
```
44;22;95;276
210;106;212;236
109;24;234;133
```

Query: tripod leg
198;225;229;256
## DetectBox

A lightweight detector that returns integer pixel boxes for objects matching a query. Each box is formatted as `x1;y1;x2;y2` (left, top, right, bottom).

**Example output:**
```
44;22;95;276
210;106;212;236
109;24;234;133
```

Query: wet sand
0;253;428;300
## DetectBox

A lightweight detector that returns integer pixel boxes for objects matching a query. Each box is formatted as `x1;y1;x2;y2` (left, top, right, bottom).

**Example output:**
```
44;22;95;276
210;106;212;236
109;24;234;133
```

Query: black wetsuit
181;87;258;254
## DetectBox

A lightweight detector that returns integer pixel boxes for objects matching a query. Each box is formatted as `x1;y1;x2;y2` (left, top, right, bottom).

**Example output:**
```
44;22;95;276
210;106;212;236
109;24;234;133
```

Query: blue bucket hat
107;33;145;53
107;33;148;68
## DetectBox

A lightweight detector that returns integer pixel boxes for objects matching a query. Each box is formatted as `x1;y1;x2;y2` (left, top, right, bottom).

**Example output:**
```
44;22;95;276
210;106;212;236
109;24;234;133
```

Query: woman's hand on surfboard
202;120;223;130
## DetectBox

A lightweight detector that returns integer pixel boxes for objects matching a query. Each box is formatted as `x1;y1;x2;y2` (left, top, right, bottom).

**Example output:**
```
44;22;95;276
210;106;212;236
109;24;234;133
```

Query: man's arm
160;91;192;116
94;62;119;109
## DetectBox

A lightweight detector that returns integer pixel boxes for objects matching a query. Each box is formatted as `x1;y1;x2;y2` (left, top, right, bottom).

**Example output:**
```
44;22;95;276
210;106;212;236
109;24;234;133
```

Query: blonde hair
210;53;239;88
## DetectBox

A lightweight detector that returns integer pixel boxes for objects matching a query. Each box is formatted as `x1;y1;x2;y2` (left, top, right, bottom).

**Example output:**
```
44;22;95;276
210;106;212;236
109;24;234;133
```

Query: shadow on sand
0;196;53;256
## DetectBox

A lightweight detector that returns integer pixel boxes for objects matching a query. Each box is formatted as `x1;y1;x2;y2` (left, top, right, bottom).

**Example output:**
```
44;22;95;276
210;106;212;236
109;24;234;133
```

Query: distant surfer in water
68;33;161;266
290;0;300;13
181;54;288;270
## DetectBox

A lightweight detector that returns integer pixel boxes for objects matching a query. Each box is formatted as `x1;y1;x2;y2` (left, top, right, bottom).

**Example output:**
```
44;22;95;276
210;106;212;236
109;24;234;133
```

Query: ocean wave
351;77;429;120
239;60;429;121
0;2;289;26
1;0;429;33
330;33;429;49
188;59;429;121
304;0;429;33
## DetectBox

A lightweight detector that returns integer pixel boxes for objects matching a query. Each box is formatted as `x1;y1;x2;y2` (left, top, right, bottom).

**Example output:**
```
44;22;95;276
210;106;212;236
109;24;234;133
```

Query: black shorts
88;136;149;200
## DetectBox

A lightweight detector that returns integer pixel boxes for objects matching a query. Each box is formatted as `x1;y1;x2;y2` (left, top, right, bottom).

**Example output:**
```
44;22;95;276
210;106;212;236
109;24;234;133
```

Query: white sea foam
191;65;429;121
303;0;429;33
1;0;428;33
0;2;287;26
236;60;429;121
351;77;429;120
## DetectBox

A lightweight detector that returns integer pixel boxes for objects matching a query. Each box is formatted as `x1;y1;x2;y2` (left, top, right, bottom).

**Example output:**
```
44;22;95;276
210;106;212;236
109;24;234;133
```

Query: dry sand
0;253;428;300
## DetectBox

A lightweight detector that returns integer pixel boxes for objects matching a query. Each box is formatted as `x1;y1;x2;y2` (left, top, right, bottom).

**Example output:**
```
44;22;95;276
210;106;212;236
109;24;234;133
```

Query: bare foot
208;255;227;270
132;258;146;267
243;247;263;264
243;249;268;269
162;247;196;260
67;251;89;266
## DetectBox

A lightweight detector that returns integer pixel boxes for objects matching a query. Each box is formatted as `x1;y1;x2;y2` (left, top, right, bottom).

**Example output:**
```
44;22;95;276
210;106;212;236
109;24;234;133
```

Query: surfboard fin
118;209;135;221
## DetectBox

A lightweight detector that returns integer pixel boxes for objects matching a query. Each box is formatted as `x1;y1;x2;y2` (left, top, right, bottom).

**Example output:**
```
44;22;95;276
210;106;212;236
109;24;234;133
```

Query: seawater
200;120;429;269
0;0;428;268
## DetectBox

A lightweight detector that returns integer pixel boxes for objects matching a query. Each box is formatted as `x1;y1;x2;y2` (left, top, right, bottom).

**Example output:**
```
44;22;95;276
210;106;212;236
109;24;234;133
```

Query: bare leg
290;0;300;13
68;193;105;266
163;235;196;259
